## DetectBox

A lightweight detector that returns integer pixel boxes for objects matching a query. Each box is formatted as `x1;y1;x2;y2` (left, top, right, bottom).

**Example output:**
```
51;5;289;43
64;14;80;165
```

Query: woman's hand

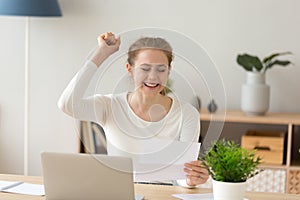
91;32;121;67
184;160;209;186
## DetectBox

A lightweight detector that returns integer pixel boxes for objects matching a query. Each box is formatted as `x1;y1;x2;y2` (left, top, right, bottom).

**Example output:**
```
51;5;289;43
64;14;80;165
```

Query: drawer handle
254;146;271;151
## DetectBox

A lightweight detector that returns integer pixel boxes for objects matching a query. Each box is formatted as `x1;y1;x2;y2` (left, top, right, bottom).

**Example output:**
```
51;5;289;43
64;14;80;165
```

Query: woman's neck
129;92;161;109
127;91;172;122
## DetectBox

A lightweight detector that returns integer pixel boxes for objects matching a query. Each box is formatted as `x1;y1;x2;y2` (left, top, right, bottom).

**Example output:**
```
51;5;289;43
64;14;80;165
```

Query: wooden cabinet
199;110;300;194
288;170;300;194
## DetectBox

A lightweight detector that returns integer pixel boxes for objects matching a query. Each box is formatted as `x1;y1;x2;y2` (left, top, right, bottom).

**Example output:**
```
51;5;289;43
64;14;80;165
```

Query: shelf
259;164;288;170
289;165;300;170
200;110;300;125
200;110;300;194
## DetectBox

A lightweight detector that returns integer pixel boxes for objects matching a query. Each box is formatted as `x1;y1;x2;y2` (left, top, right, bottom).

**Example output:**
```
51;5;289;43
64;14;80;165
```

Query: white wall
0;0;299;175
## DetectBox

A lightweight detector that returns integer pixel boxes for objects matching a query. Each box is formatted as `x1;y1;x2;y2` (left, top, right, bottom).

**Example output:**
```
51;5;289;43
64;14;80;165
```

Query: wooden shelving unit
200;110;300;125
200;110;300;194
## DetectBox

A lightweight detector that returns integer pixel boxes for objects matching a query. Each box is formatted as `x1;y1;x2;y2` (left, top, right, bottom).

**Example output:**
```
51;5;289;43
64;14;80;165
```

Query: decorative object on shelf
237;52;292;116
200;139;262;200
241;71;270;115
207;99;217;113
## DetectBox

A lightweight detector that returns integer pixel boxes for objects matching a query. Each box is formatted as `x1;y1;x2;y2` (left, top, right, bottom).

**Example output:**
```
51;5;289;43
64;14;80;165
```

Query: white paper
172;193;249;200
135;194;145;200
0;181;23;190
2;183;45;196
108;138;200;182
172;193;213;200
135;139;200;182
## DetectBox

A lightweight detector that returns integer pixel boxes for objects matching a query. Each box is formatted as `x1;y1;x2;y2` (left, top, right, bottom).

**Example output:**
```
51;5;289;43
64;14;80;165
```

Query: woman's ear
126;63;133;76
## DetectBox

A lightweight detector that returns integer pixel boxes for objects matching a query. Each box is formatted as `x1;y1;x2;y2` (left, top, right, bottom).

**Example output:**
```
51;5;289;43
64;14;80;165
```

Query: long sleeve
179;104;200;143
57;60;108;124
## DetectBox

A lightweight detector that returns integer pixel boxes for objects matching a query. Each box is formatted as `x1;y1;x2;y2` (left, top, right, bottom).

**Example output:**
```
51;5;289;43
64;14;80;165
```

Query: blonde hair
127;37;173;67
127;37;173;95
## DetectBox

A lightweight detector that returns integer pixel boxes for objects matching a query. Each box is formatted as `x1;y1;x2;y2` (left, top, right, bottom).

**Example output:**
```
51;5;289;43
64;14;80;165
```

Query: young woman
58;32;209;187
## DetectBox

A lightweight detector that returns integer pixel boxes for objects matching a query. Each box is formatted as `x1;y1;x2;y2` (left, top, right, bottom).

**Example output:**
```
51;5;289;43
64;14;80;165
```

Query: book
0;180;44;196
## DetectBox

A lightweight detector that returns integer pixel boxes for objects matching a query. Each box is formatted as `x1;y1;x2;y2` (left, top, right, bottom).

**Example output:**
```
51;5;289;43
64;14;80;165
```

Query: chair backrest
80;121;107;154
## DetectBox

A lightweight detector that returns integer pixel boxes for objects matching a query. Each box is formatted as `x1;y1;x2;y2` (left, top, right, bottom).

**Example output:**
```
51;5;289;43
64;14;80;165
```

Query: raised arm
57;32;121;123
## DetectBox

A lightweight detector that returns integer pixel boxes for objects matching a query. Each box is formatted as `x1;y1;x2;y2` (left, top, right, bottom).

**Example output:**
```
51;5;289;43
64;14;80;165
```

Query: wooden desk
1;174;300;200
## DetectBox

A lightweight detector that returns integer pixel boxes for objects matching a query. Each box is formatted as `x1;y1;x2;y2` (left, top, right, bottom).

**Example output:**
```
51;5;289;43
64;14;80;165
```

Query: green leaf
263;52;292;64
237;54;263;72
201;139;262;182
266;60;292;69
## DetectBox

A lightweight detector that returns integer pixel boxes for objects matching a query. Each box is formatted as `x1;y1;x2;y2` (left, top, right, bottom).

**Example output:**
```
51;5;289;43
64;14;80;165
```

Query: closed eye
157;66;167;72
141;67;151;71
137;64;168;72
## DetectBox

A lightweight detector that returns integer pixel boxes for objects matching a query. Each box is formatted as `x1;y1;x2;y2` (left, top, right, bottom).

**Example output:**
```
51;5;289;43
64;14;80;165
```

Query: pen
134;181;173;186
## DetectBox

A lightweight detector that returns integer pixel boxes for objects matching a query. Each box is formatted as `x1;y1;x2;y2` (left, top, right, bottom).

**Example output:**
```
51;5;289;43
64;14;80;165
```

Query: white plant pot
241;72;270;116
212;180;246;200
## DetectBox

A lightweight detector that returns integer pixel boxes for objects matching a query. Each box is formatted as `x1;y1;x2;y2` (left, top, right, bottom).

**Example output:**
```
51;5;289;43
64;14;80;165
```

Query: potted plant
201;139;262;200
236;52;292;115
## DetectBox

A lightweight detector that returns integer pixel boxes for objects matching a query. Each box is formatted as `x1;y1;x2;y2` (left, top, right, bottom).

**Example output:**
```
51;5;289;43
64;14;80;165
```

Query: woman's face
128;49;170;96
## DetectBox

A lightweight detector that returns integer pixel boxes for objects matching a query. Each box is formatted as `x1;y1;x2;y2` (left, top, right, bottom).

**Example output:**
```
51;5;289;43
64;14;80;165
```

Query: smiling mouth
144;82;160;88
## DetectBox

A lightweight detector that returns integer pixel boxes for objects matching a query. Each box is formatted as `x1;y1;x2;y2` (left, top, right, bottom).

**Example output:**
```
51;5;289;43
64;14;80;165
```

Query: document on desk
0;180;45;196
132;139;201;182
172;193;213;200
0;180;23;191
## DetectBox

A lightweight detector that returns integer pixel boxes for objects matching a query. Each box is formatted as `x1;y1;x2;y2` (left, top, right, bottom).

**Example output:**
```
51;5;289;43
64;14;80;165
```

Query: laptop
41;152;144;200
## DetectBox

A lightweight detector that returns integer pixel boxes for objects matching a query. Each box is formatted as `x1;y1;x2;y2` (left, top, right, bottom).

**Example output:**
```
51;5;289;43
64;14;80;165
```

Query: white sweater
58;60;200;187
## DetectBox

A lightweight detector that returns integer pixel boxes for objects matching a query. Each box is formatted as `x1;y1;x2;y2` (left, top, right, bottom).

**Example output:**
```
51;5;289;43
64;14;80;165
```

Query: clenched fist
91;31;121;67
98;32;118;46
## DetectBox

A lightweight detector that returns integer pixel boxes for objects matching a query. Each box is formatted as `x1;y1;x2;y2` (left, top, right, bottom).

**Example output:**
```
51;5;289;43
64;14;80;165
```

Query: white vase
212;180;246;200
241;72;270;115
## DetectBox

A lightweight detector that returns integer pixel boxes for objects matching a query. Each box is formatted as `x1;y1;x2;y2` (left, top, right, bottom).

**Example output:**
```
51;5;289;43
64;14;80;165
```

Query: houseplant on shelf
201;139;262;200
237;52;292;115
